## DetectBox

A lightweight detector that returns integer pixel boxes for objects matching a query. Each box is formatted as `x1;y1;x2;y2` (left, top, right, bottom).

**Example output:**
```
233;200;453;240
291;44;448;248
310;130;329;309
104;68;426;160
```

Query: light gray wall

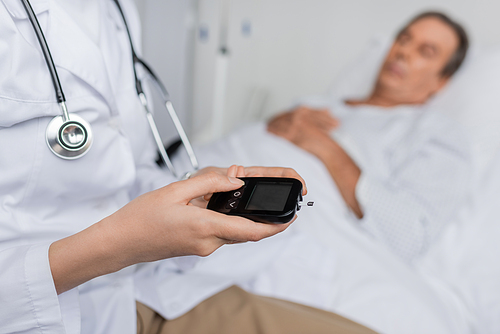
191;0;500;143
134;0;196;144
136;0;500;144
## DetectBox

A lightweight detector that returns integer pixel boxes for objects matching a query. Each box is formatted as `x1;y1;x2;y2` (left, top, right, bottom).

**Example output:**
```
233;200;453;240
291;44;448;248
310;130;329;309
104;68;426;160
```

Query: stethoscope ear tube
134;58;199;173
139;69;200;173
138;79;199;179
138;92;178;177
164;100;199;172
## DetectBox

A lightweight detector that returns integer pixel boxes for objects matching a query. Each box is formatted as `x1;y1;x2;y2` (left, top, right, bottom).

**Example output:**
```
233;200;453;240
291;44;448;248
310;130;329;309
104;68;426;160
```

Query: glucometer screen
245;182;293;211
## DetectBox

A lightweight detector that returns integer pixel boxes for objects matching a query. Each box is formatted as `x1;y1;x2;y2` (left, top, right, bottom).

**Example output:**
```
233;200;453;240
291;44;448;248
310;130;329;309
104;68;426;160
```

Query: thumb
177;172;245;203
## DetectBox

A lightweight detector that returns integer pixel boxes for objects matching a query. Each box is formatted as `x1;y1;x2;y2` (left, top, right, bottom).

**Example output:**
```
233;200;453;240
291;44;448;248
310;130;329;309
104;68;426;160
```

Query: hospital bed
172;38;500;333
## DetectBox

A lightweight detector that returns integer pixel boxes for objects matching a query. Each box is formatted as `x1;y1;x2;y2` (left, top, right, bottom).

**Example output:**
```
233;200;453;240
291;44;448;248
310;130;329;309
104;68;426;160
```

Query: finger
220;215;297;244
296;106;313;113
306;107;330;114
190;197;208;208
313;111;338;130
331;118;340;128
242;172;263;177
268;112;288;127
236;165;246;178
174;172;245;204
267;123;282;136
204;165;242;201
191;166;229;178
227;165;238;178
208;212;292;242
292;110;331;132
267;112;292;135
223;240;247;245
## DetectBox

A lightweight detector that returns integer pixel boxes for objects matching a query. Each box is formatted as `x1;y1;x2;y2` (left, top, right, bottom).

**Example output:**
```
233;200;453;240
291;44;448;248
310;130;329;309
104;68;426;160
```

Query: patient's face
376;17;459;104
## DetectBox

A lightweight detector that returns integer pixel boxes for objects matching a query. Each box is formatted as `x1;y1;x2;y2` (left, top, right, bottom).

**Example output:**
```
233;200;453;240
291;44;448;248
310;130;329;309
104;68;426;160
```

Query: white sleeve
0;243;80;334
130;151;177;197
356;127;472;262
134;228;299;320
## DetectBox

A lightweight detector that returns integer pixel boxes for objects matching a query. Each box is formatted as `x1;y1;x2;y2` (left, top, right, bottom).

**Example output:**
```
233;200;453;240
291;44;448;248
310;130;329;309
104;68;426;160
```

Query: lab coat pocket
0;98;59;128
0;0;58;127
1;0;49;19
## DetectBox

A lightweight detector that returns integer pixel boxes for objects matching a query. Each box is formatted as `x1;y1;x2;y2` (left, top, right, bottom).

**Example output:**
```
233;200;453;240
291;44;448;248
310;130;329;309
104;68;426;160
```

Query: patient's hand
267;106;339;156
268;107;363;218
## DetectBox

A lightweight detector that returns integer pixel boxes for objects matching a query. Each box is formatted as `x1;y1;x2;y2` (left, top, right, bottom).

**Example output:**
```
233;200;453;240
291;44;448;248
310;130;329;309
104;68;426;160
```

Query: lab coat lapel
48;1;119;115
1;0;49;18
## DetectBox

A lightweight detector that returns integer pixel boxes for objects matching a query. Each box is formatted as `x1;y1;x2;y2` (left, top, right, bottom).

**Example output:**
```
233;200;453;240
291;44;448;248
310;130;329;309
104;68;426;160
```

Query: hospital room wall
134;0;197;146
135;0;500;145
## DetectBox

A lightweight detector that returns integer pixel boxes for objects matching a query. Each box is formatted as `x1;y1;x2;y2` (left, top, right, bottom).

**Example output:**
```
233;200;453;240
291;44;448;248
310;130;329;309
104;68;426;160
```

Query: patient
160;11;481;333
268;12;472;261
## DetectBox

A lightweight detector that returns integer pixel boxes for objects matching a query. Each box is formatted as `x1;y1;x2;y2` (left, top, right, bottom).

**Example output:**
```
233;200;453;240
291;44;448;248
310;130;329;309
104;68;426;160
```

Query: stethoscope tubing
20;0;72;124
113;0;199;177
20;0;65;104
20;0;198;178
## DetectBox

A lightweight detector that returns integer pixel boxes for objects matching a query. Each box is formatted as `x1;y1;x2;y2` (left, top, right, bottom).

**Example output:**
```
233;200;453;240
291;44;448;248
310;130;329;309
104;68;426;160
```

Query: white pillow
329;36;500;175
328;34;391;100
428;46;500;173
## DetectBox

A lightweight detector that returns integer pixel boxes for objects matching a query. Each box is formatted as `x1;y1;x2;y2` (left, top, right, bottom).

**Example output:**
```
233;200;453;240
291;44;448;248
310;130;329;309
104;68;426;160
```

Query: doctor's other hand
49;171;291;294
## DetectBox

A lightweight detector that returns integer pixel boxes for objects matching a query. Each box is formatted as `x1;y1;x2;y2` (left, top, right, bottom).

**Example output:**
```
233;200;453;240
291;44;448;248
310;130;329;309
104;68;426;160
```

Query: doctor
0;0;376;333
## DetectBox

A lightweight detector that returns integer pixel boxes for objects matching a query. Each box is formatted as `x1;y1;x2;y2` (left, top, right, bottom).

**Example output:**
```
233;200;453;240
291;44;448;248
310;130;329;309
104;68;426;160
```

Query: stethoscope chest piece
23;0;197;172
46;114;93;159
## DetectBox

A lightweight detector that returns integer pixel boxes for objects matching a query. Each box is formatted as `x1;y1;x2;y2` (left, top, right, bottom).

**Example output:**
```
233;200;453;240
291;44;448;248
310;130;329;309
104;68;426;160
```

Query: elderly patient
159;11;476;333
268;12;472;261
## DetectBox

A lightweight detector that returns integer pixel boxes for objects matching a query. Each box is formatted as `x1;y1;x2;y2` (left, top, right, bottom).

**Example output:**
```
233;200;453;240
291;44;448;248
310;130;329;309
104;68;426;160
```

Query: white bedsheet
173;123;471;333
417;150;500;334
170;37;500;334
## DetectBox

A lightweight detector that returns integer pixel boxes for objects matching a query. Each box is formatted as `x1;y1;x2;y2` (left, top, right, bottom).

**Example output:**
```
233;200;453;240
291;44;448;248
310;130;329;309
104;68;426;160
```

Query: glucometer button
226;199;239;210
232;190;243;198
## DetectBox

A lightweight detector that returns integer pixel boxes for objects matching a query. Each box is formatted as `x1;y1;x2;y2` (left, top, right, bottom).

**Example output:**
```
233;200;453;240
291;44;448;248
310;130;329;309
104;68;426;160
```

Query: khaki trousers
136;286;377;334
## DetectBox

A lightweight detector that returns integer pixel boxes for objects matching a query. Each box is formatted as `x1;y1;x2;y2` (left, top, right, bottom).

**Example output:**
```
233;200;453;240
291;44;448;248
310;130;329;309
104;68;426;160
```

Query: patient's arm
268;107;363;218
269;106;472;262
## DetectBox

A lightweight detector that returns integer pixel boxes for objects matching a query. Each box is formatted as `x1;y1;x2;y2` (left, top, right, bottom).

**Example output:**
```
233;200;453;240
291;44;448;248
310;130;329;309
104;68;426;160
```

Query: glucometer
208;177;313;224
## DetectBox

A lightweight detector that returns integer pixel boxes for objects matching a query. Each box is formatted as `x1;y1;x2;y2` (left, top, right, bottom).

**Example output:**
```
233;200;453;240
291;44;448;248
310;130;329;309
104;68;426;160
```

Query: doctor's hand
49;171;292;294
193;164;308;198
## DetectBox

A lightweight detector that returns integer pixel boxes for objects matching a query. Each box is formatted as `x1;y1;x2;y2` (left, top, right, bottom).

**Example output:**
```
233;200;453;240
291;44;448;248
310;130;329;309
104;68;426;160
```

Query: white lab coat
0;0;205;332
0;1;331;333
0;0;169;332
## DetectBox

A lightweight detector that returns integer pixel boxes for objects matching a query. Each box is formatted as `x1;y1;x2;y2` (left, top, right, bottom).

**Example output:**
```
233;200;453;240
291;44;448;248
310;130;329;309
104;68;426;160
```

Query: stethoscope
20;0;199;179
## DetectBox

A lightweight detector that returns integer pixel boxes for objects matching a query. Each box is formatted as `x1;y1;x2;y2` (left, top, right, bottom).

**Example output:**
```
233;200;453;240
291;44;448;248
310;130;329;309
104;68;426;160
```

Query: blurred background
133;0;500;145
